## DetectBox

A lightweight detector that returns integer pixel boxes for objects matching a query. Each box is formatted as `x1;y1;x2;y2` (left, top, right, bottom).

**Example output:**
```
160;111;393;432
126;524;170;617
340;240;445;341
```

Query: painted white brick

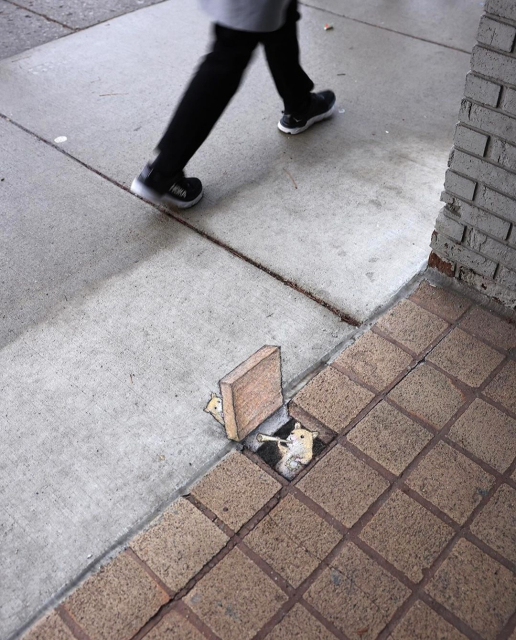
477;16;516;52
446;200;511;238
465;228;516;269
459;266;516;304
431;231;497;277
497;265;516;291
471;46;516;86
460;100;516;145
490;138;516;170
455;125;489;156
444;170;477;200
436;208;465;242
450;150;516;198
476;184;516;223
502;87;516;117
464;73;501;107
486;0;516;22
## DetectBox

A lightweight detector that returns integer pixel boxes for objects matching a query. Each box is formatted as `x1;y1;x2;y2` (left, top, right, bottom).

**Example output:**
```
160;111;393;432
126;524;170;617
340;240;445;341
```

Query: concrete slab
0;0;471;321
12;0;164;29
302;0;482;52
0;0;71;59
0;118;353;640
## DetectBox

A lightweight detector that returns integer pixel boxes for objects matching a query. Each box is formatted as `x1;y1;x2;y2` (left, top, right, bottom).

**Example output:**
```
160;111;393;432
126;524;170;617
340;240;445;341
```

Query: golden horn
256;434;289;444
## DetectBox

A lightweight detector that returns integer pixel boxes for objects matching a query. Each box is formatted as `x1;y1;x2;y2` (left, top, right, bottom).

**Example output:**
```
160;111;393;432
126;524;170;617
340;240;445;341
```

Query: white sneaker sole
130;178;203;209
277;104;335;135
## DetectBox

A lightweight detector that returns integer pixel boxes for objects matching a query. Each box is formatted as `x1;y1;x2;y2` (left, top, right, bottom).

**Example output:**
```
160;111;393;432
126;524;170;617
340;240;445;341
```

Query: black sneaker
130;163;203;209
278;90;336;135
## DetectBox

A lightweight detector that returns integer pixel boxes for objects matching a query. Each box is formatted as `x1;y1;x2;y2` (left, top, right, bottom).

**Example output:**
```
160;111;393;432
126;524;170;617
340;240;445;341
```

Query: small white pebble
54;136;67;143
385;131;389;133
339;108;346;113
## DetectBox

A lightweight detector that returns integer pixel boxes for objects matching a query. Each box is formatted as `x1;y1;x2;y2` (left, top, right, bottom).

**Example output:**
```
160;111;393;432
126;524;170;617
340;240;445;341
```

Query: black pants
154;0;314;179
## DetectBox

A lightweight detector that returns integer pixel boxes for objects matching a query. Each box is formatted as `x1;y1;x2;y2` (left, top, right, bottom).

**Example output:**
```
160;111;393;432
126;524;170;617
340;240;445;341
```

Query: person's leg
152;25;259;182
262;0;314;115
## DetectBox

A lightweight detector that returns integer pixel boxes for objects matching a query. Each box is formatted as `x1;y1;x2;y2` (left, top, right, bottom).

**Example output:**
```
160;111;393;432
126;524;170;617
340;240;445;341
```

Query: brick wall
430;0;516;309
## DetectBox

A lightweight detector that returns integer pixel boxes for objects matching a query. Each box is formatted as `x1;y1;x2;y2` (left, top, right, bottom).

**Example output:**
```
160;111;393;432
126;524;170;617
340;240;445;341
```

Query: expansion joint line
0;112;360;327
300;2;471;55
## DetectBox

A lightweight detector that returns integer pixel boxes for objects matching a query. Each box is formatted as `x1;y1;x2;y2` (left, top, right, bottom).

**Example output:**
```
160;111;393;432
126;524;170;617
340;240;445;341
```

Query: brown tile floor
23;281;516;640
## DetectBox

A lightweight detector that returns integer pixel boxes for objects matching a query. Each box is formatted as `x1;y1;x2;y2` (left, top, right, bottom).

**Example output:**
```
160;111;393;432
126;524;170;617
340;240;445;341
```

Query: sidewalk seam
0;112;361;327
300;1;471;55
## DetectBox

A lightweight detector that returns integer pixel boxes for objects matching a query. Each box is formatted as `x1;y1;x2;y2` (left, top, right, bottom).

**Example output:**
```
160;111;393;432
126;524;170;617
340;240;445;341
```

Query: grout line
290;485;347;535
300;599;353;640
417;593;485;640
186;494;237;538
442;435;506;480
383;395;440;435
398;485;460;530
56;606;92;640
241;448;290;486
0;112;360;326
407;292;473;324
464;530;516;575
250;602;298;640
299;1;472;54
286;438;339;485
498;607;516;640
125;548;175;598
131;600;180;640
175;601;222;640
236;491;286;538
479;392;516;422
237;541;295;596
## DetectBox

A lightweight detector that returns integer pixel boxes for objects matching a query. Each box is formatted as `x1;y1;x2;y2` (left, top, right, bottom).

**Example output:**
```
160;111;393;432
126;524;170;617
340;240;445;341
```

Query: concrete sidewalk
20;281;516;640
1;1;483;638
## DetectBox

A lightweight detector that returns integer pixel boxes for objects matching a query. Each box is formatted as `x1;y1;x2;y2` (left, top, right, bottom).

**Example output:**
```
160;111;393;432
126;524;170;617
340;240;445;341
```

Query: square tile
391;600;467;640
184;547;288;640
64;552;169;640
297;445;389;527
460;306;516;351
305;542;410;640
448;399;516;472
374;299;449;354
265;604;337;640
244;494;341;587
332;331;412;391
360;491;454;583
405;441;494;524
21;612;75;640
347;402;432;475
484;359;516;415
131;498;228;592
144;610;205;640
427;328;504;387
388;364;465;429
191;452;281;531
470;484;516;565
426;539;516;640
292;367;374;433
409;281;471;322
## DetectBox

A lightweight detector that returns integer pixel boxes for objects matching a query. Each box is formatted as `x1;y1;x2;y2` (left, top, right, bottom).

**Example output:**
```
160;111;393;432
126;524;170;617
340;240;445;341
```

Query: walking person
131;0;336;209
